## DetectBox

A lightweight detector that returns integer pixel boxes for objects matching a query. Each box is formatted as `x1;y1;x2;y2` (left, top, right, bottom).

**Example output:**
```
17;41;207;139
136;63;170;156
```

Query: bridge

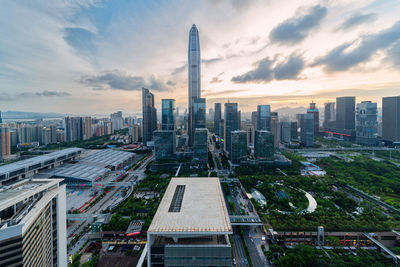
229;215;263;225
363;232;400;264
219;177;240;183
67;213;110;221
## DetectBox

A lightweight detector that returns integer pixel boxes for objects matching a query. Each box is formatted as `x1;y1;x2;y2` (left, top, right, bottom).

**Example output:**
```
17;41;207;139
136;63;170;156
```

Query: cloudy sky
1;0;399;115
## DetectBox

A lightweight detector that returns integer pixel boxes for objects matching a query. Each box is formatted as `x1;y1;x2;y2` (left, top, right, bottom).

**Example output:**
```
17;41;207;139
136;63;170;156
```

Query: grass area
317;155;400;208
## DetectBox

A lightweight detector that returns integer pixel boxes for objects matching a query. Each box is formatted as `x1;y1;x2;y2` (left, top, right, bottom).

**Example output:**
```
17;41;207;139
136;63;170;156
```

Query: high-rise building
254;130;274;159
193;128;208;163
65;117;83;142
280;122;291;144
336;96;355;131
0;179;67;267
193;98;206;130
188;24;201;147
162;99;176;131
356;101;377;145
382;96;400;142
231;130;247;164
290;121;298;141
251;111;258;130
147;178;232;267
214;103;222;137
270;112;280;148
224;103;239;154
323;102;336;129
110;112;124;132
307;102;319;136
142;88;157;145
153;130;175;161
0;111;2;124
257;105;271;130
300;113;314;147
83;116;92;140
244;123;255;146
0;126;11;160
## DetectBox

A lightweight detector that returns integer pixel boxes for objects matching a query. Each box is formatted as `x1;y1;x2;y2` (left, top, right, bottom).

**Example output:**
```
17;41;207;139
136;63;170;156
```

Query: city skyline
0;0;400;114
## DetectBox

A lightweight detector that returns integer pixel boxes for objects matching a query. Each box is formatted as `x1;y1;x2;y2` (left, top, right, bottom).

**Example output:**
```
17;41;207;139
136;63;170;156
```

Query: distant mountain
1;110;65;119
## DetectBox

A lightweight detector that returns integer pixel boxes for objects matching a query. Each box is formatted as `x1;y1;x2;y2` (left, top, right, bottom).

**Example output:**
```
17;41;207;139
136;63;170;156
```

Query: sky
0;0;400;116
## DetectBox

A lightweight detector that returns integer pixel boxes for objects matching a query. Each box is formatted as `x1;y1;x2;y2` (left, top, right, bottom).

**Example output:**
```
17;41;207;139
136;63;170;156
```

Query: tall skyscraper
299;113;314;147
323;102;336;129
231;130;247;164
270;112;280;148
0;179;67;267
0;126;11;160
83;116;93;140
382;96;400;142
193;128;208;163
254;130;274;160
162;99;176;131
65;117;83;142
142;88;157;145
188;24;201;147
307;102;319;136
0;111;2;124
153;130;175;161
280;121;291;144
214;103;222;137
356;101;377;145
224;103;239;154
257;105;271;131
251;111;258;130
193;98;206;130
336;96;355;131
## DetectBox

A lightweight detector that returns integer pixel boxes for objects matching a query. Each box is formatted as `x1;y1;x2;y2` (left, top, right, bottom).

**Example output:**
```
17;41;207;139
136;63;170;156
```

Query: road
244;227;269;267
232;227;248;267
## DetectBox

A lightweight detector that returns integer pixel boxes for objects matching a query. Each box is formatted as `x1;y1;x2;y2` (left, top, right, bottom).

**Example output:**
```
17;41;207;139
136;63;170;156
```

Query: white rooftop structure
148;177;232;234
79;149;134;169
53;163;110;182
0;147;83;183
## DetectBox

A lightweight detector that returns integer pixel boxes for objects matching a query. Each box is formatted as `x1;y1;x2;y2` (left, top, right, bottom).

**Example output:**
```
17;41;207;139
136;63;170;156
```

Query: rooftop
0;147;83;176
148;177;232;234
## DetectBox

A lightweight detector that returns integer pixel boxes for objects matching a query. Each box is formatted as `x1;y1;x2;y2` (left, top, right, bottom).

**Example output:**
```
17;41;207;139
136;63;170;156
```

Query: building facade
307;102;319;136
153;130;175;161
214;103;222;137
336;96;355;131
254;130;275;159
162;99;176;131
224;103;239;155
382;96;400;142
231;130;247;164
193;128;208;163
356;101;378;145
323;102;336;130
188;24;201;147
0;179;67;267
142;88;157;146
300;113;314;147
257;105;271;131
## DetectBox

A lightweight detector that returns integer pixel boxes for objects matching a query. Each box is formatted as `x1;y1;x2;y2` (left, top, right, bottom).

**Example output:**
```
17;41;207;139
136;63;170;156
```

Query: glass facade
162;99;176;131
153;130;175;161
193;98;206;130
300;113;314;147
254;130;274;159
257;105;271;131
382;96;400;142
193;128;208;163
224;103;239;154
231;130;247;164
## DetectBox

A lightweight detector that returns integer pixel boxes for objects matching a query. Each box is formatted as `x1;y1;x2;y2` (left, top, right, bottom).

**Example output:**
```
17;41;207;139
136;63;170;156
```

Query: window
168;185;185;212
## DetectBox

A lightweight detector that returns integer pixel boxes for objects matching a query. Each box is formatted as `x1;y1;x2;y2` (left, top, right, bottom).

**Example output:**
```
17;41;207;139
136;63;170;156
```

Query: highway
232;228;248;267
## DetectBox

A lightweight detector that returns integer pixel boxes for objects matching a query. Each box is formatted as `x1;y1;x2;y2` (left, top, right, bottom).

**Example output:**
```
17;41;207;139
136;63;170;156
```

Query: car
244;258;248;265
233;258;236;265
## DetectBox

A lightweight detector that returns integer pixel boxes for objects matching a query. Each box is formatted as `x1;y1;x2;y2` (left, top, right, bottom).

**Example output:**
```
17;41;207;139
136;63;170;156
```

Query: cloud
231;53;305;83
313;20;400;72
386;40;400;68
203;89;248;97
269;5;327;45
35;90;71;97
336;12;377;31
171;64;187;75
63;27;97;54
80;70;172;91
0;90;71;101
